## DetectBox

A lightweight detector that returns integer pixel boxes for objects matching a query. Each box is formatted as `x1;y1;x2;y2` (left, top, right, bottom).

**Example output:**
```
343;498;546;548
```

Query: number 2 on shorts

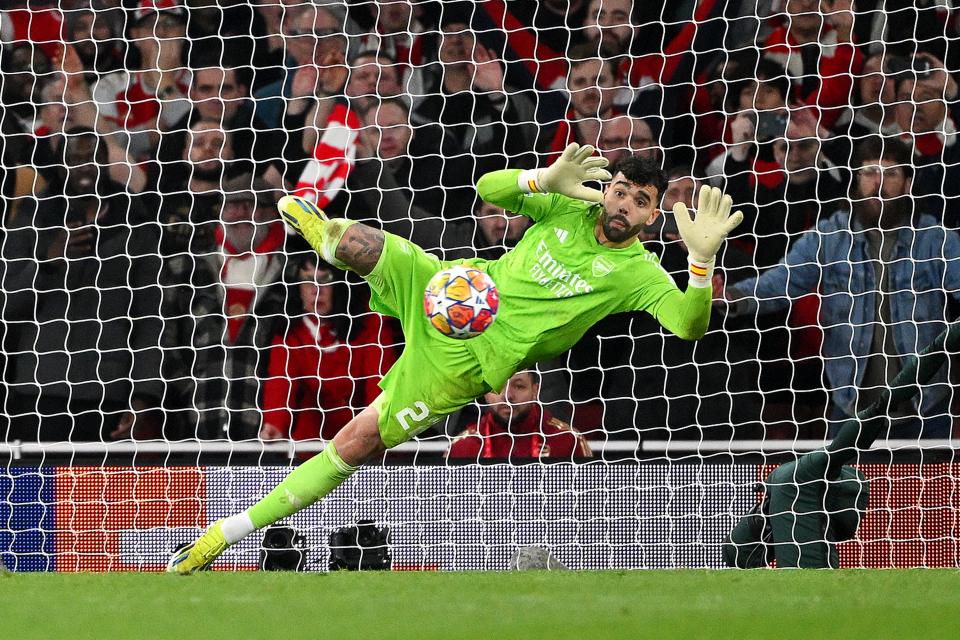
395;401;430;431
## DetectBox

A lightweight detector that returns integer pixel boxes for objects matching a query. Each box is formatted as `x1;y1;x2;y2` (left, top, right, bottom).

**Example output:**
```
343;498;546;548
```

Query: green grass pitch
1;570;958;639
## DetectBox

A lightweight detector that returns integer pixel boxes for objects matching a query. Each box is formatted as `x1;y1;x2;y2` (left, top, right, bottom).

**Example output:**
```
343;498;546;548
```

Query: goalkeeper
169;144;743;573
724;323;960;568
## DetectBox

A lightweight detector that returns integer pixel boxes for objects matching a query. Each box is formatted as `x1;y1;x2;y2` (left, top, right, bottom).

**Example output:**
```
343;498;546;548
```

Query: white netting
1;0;960;571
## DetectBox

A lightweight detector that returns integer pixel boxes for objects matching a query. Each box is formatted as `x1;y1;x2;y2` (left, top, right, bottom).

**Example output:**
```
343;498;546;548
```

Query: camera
259;525;308;571
755;112;788;142
886;54;933;80
328;520;392;571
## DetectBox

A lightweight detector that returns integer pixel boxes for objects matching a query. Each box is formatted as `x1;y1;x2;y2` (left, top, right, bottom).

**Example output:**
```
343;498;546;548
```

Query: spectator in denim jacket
721;137;960;438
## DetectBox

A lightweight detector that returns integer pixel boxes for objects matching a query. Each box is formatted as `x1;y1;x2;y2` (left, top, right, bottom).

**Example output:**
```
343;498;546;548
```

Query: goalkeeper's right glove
518;143;613;203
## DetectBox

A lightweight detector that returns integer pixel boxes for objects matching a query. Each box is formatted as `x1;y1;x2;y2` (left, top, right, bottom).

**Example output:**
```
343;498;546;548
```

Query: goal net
1;0;959;571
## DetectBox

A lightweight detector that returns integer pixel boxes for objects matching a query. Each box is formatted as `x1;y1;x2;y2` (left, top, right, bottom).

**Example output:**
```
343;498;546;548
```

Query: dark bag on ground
328;520;391;571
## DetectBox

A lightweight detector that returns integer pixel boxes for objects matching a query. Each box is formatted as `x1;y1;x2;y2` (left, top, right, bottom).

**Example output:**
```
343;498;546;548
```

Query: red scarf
215;223;286;343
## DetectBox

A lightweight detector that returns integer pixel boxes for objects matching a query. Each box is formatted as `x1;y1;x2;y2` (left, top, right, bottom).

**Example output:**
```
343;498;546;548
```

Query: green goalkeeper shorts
365;231;491;448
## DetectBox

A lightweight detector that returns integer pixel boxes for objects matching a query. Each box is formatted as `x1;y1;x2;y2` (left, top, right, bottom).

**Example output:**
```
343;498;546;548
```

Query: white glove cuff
518;169;545;194
687;257;716;289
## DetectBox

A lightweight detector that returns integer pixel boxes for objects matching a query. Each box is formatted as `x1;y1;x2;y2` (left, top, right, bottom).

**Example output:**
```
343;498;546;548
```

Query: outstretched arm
632;186;744;340
476;143;611;220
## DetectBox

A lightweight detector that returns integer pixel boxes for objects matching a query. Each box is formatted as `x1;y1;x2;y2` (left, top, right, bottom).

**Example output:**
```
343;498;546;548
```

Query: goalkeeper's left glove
518;143;612;203
673;184;744;287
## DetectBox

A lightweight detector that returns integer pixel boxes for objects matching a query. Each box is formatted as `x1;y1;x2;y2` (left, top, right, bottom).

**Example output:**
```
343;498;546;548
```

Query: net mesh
1;0;959;571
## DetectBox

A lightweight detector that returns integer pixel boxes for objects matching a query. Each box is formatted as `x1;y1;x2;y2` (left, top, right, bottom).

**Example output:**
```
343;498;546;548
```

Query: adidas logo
554;227;569;243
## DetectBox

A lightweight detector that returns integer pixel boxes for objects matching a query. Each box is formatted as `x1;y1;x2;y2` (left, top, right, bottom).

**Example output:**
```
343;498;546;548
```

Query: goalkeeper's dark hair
610;156;669;204
854;135;914;179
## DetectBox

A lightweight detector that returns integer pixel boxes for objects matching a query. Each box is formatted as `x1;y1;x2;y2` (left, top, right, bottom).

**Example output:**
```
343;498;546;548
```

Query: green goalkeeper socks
247;442;359;529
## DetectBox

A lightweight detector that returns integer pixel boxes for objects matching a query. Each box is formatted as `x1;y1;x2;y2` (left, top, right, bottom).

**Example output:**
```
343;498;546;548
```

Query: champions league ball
423;266;499;339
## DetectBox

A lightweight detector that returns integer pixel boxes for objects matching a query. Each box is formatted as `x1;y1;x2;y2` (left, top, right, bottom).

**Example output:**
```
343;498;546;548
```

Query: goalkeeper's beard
601;209;644;243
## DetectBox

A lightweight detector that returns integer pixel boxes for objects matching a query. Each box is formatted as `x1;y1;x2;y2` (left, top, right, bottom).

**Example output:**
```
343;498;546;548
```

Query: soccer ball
423;266;499;339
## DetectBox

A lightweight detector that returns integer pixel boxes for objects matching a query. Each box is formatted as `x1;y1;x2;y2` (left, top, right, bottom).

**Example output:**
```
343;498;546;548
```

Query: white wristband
687;257;715;289
518;169;545;194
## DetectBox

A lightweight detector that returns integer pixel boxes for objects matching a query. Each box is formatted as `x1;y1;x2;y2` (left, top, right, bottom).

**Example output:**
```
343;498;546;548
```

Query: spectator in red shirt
91;1;192;160
762;0;863;129
447;371;593;461
260;258;398;443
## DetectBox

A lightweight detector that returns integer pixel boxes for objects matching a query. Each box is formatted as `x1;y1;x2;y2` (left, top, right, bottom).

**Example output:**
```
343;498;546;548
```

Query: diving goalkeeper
168;144;743;573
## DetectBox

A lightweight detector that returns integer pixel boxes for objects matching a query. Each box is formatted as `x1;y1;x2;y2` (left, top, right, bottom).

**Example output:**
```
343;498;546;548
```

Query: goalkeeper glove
673;185;744;287
518;143;613;203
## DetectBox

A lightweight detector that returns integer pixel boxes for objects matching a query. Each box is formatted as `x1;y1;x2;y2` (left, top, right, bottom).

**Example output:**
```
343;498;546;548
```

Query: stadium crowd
1;0;960;451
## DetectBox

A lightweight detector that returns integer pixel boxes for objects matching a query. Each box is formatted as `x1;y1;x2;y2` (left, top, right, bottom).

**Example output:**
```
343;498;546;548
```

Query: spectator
447;370;593;460
2;127;163;441
352;0;427;94
160;173;291;440
474;199;532;260
824;51;901;171
582;0;634;59
498;1;589;62
543;55;621;163
726;110;848;269
837;52;899;140
63;5;124;79
891;52;960;225
340;98;474;256
0;42;55;222
290;49;407;206
31;75;73;183
243;0;288;89
578;1;663;116
157;61;280;180
1;42;52;122
412;13;538;185
253;4;349;130
704;58;791;185
762;0;863;129
721;137;960;438
151;119;235;257
260;258;397;443
345;50;405;114
259;6;360;209
54;43;148;193
0;1;65;62
91;1;192;160
598;115;660;165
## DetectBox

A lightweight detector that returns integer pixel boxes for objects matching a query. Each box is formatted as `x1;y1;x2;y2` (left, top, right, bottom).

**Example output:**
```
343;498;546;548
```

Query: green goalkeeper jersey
457;169;712;391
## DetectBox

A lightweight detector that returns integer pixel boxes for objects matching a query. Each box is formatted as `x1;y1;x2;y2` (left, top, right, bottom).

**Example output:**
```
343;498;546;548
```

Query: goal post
1;0;959;571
